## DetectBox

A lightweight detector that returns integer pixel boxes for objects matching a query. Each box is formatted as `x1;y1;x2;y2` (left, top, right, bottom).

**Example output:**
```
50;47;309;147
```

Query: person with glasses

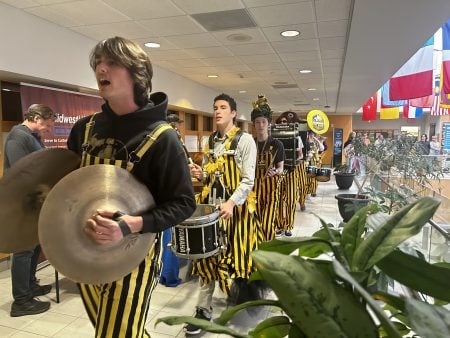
5;104;56;317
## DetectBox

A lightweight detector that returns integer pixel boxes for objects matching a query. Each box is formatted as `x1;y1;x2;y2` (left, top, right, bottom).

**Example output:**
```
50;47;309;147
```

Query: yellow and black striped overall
77;114;170;338
254;142;281;241
297;161;308;206
306;143;319;195
278;165;298;232
193;127;258;294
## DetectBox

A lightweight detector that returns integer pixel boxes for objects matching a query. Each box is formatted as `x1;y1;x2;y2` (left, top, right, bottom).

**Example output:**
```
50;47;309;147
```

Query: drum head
38;165;155;284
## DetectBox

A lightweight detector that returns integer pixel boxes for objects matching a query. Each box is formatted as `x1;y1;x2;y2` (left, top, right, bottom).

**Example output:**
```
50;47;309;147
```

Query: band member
275;111;304;236
305;131;325;197
188;93;258;335
5;104;55;317
251;95;284;241
67;37;196;338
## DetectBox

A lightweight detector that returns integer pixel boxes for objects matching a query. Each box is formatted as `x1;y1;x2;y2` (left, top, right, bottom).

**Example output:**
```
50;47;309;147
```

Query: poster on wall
443;122;450;152
20;84;103;148
332;127;343;167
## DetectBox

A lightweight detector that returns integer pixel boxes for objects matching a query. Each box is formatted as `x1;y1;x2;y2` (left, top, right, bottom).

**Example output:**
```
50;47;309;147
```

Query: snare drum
170;204;222;259
316;168;331;182
306;166;318;177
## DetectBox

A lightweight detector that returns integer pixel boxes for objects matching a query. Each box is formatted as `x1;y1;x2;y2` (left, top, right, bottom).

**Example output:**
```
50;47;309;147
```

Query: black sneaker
32;284;52;297
184;307;212;335
285;230;292;237
10;299;50;317
275;230;283;237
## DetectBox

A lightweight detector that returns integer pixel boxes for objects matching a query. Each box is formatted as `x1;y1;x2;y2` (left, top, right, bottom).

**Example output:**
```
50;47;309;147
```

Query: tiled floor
0;178;349;337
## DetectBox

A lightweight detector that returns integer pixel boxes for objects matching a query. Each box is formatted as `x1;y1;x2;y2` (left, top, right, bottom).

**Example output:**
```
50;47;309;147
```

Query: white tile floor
0;178;349;337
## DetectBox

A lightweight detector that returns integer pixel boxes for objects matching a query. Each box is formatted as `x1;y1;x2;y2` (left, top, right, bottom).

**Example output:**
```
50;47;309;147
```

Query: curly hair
23;104;56;122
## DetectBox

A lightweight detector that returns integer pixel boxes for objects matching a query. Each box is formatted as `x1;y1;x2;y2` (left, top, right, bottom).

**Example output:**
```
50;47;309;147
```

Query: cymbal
0;148;80;252
38;164;156;284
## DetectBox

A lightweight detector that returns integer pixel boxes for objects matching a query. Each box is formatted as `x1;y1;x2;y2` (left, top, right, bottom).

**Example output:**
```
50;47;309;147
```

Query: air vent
227;33;252;42
191;9;256;32
293;103;310;106
272;84;298;89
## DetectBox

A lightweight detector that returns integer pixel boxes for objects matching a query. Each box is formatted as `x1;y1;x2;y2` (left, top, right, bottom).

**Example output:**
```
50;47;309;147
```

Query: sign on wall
333;128;343;167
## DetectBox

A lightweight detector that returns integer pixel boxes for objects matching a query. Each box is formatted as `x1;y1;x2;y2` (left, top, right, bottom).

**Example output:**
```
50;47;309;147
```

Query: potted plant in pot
156;197;450;337
333;163;355;190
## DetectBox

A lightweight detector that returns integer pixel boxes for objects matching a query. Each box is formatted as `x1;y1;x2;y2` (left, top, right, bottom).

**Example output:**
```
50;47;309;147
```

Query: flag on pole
389;36;434;100
403;105;423;118
440;68;450;108
442;19;450;94
381;81;407;106
362;93;377;121
431;78;449;116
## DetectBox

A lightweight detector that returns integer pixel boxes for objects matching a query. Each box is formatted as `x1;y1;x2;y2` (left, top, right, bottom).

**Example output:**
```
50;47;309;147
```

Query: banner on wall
332;128;343;167
20;83;103;148
443;122;450;152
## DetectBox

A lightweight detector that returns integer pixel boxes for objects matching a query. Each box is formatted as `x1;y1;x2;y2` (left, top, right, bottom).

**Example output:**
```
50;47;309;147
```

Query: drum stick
263;148;278;178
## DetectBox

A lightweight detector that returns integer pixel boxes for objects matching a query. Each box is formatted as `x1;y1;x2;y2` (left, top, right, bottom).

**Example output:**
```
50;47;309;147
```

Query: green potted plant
156;197;450;337
333;163;355;190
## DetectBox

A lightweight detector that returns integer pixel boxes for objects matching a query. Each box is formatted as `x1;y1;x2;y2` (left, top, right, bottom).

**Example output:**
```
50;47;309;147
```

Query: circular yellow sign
307;110;329;134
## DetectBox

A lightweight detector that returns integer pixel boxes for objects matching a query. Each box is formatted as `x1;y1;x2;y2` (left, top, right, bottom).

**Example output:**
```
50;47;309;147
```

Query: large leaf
377;250;450;302
406;298;450;338
341;204;378;266
217;299;281;325
332;260;402;338
352;197;440;271
155;316;250;338
252;251;378;338
249;315;291;338
258;237;332;256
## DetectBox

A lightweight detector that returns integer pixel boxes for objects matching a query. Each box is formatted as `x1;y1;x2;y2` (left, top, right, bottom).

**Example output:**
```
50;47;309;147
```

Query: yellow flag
380;107;399;119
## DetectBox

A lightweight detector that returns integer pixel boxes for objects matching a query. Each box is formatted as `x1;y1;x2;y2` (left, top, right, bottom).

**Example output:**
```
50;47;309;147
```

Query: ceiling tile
172;0;244;14
248;62;285;71
319;36;346;50
204;57;245;66
165;33;221;49
244;0;311;7
239;54;281;64
322;58;343;67
315;0;351;21
72;21;153;40
134;37;180;50
227;42;274;56
0;0;40;8
317;20;348;37
185;46;233;58
25;5;82;27
271;39;319;53
102;0;184;20
212;28;267;45
139;16;205;36
262;23;317;42
321;49;345;59
168;58;210;68
279;51;320;62
145;49;193;61
38;0;130;26
249;2;315;27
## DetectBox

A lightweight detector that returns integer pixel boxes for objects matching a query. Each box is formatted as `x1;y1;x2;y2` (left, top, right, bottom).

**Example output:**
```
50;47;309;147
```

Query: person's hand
84;209;138;244
218;200;234;220
266;167;278;177
189;163;203;181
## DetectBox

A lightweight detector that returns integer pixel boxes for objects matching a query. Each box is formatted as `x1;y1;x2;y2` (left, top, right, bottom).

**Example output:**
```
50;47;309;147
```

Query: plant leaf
341;204;378;267
155;316;250;338
377;250;450;302
249;315;291;338
352;197;440;271
253;251;378;338
258;237;332;256
406;299;450;338
332;260;402;338
217;299;281;325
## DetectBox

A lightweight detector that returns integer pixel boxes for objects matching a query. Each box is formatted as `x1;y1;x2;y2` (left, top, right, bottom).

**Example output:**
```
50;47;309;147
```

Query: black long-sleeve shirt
67;92;196;233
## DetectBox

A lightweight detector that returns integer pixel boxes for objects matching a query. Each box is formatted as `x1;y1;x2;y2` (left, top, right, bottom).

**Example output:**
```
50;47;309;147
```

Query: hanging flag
403;105;423;118
389;36;434;100
380;107;399;119
409;95;434;108
442;19;450;94
381;81;407;106
431;78;449;116
362;93;377;121
440;68;450;108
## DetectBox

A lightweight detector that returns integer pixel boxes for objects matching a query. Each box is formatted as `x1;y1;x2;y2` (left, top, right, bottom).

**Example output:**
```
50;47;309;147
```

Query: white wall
352;114;433;135
0;2;246;117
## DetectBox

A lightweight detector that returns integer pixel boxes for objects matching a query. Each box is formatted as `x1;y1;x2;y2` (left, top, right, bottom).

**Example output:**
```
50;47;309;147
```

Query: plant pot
334;172;355;190
335;193;370;222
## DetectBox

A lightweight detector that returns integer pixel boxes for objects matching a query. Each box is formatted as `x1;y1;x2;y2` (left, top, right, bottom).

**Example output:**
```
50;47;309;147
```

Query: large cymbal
0;148;80;252
38;164;156;284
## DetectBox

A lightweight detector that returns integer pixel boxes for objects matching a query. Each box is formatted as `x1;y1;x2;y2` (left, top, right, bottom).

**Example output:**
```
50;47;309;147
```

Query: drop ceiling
1;0;450;115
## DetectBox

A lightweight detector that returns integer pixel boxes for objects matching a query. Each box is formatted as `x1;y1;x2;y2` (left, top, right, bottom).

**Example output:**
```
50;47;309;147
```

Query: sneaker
284;230;292;237
300;204;306;211
10;299;50;317
184;307;212;335
275;230;283;237
32;284;52;297
311;193;317;197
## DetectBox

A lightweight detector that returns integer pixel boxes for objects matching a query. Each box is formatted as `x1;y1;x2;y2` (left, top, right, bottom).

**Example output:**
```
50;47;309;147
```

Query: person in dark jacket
67;36;196;338
5;104;55;317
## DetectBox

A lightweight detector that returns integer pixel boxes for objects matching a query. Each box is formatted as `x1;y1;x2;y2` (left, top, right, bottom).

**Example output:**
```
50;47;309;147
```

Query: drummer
66;37;196;338
305;131;325;197
274;111;305;236
188;93;259;335
5;104;56;317
251;95;285;241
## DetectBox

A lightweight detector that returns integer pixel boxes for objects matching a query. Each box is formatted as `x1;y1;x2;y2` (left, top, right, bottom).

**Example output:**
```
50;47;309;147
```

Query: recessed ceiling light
239;90;247;93
313;98;320;101
207;75;219;78
1;88;11;92
307;88;317;91
281;30;300;37
299;69;312;74
144;42;160;48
